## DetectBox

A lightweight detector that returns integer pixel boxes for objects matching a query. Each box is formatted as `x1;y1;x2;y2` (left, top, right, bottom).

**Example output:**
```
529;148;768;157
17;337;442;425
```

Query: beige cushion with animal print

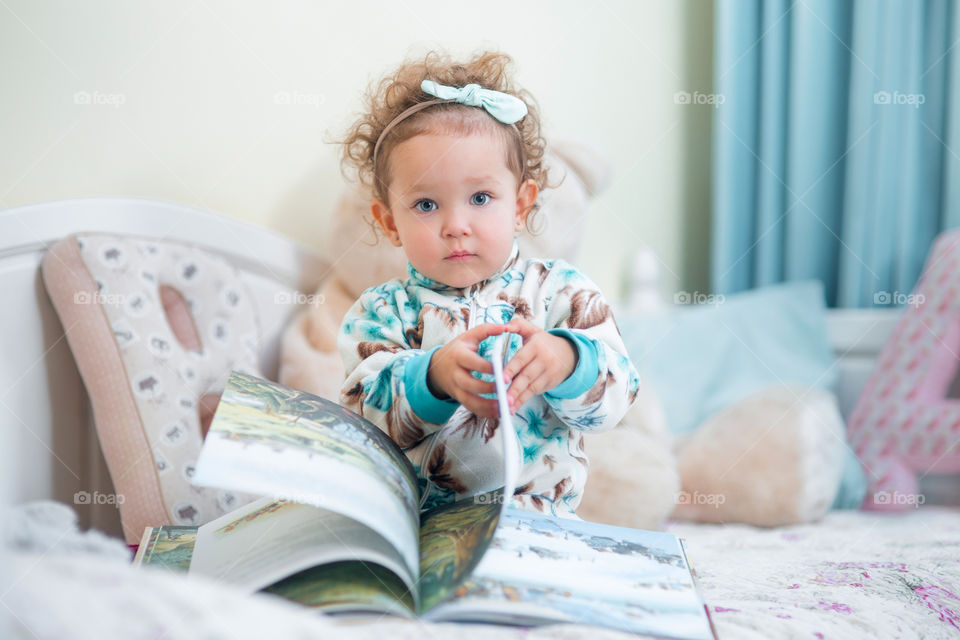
42;234;260;543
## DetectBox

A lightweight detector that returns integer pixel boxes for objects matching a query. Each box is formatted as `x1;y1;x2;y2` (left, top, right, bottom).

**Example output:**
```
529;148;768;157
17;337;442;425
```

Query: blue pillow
616;280;865;509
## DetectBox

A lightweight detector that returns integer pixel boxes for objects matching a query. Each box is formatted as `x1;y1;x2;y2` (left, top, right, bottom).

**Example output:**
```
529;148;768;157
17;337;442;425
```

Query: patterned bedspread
6;505;960;639
668;507;960;639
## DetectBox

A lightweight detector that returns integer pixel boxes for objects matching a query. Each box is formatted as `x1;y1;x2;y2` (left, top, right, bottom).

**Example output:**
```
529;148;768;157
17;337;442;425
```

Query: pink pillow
847;229;960;510
42;234;261;542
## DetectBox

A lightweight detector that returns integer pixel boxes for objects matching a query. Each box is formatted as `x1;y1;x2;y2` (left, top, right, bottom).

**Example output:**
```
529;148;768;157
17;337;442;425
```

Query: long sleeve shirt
338;241;640;518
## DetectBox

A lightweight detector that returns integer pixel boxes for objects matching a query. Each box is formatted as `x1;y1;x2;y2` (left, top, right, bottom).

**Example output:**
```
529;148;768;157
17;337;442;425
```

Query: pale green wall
0;0;714;299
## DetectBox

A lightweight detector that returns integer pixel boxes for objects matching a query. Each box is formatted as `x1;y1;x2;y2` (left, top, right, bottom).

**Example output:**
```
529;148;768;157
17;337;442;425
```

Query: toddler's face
372;131;537;289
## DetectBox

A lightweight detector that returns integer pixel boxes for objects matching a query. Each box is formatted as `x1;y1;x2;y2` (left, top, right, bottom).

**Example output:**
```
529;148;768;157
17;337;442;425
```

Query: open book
134;335;716;639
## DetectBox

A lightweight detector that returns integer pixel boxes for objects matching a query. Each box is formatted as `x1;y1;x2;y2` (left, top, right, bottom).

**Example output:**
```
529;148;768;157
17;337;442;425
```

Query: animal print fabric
75;234;262;526
338;241;641;517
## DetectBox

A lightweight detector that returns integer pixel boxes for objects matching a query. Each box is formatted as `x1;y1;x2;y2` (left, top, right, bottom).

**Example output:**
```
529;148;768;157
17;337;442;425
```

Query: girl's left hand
501;317;578;413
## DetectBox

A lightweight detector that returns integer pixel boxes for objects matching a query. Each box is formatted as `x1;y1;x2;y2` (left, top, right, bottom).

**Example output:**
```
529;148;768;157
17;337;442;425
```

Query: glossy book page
425;509;715;639
192;371;422;579
189;497;415;600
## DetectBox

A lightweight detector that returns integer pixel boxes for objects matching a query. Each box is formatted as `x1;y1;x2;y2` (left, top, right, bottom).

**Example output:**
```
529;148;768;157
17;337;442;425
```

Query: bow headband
372;80;528;173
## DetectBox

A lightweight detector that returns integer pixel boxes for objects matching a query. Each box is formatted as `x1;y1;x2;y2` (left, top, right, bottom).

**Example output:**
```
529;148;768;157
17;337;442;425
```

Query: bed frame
0;198;901;538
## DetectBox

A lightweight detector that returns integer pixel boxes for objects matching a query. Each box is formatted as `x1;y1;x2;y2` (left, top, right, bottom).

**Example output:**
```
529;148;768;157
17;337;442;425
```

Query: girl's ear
371;199;402;247
514;179;539;228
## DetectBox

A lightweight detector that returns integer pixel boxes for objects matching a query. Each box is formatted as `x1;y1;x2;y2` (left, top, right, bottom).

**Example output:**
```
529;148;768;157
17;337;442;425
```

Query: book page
414;334;520;612
189;496;417;607
490;333;521;510
265;560;416;618
133;526;196;571
135;522;417;617
424;510;715;640
417;490;503;613
191;372;421;579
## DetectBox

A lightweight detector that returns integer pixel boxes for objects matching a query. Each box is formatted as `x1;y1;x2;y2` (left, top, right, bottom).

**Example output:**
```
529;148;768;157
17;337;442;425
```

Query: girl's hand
502;317;577;413
427;323;511;419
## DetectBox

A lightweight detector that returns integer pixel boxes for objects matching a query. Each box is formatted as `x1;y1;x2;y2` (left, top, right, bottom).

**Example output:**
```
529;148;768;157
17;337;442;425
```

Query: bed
3;197;958;640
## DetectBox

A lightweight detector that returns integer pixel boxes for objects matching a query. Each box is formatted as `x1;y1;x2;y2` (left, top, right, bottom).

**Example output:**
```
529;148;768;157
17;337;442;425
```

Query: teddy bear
279;137;849;530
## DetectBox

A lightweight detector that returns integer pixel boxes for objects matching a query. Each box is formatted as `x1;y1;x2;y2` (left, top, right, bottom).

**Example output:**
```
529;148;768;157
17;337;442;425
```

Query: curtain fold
712;0;958;307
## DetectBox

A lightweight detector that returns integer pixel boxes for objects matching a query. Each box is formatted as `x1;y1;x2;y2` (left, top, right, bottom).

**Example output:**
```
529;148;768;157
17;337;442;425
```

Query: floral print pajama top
338;241;640;518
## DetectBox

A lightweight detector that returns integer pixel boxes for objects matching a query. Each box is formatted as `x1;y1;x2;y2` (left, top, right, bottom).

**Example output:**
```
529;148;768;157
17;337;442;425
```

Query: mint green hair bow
372;80;529;170
420;80;528;124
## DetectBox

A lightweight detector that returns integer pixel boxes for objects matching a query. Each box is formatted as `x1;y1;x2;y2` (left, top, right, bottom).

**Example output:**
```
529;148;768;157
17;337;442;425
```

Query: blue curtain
711;0;959;307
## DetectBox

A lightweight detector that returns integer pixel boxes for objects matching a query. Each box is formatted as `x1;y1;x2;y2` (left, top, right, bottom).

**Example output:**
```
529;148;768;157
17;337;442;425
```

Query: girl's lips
446;253;475;261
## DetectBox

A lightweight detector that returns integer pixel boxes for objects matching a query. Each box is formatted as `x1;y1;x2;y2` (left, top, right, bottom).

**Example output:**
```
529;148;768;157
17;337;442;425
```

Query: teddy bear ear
546;138;614;198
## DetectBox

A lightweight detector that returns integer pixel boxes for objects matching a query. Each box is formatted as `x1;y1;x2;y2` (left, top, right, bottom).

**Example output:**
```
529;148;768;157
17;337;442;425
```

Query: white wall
0;0;713;299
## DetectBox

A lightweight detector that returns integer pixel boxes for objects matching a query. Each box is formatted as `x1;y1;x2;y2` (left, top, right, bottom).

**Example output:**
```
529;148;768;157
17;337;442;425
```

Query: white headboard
0;198;329;537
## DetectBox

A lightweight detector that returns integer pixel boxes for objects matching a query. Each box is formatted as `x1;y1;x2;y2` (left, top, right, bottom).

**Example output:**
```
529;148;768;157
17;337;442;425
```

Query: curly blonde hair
341;50;552;233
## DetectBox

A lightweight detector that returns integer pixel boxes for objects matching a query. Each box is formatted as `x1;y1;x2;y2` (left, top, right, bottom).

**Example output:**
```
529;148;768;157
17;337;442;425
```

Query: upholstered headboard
0;198;328;538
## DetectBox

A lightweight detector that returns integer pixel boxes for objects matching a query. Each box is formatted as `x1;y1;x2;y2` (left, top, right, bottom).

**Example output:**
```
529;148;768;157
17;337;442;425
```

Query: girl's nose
441;208;472;237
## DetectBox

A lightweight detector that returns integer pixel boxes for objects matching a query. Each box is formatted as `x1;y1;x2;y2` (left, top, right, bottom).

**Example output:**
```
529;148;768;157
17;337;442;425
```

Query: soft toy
671;385;848;525
847;229;960;511
581;381;851;529
279;137;848;531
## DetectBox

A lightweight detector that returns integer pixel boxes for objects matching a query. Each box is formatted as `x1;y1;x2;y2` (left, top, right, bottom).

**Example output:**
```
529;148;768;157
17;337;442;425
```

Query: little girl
337;51;640;518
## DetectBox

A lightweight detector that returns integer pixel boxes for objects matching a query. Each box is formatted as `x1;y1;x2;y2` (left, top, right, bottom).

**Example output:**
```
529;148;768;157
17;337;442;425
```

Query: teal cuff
545;329;600;400
405;346;460;425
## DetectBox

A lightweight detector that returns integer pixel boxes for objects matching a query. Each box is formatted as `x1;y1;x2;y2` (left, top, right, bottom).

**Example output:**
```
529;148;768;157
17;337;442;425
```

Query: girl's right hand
426;323;511;419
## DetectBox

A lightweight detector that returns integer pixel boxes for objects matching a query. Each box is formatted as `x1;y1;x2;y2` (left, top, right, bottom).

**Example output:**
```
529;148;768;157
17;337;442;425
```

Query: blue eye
471;192;491;206
414;199;437;213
